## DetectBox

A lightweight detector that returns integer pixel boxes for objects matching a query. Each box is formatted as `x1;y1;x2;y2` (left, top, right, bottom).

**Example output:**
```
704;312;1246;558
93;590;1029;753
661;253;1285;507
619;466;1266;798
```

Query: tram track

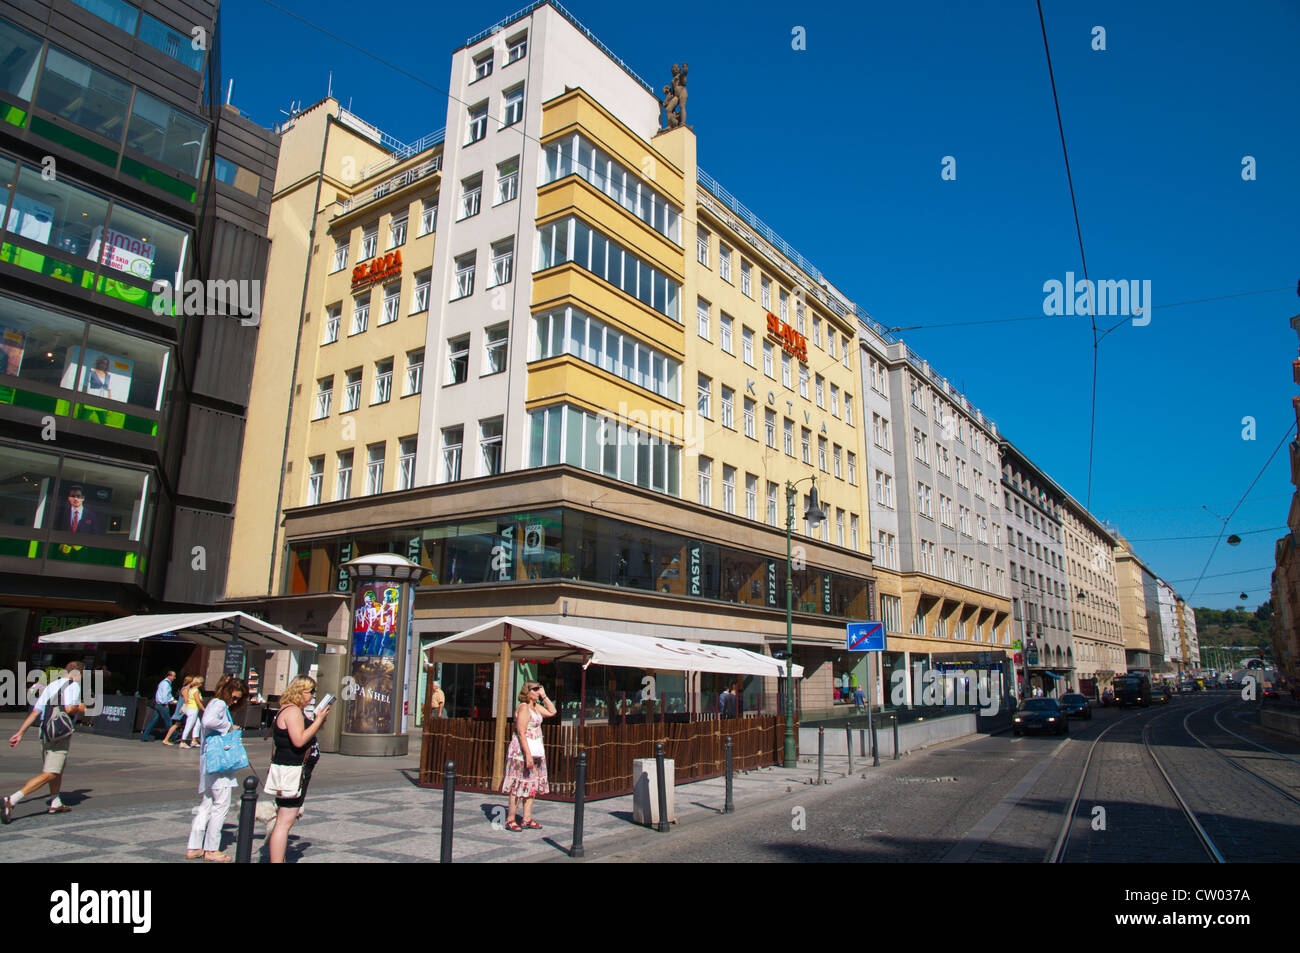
1179;700;1300;811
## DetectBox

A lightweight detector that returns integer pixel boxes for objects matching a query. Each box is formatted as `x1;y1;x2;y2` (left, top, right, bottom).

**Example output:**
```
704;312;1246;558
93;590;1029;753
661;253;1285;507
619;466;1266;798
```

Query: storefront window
104;200;190;283
8;164;110;259
35;47;132;142
0;296;88;390
50;457;151;541
0;19;42;101
80;322;169;410
124;89;206;178
0;445;59;530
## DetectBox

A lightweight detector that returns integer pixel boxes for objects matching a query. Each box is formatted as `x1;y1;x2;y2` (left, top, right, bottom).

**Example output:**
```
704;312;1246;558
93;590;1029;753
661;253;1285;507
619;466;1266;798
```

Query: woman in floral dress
502;680;556;831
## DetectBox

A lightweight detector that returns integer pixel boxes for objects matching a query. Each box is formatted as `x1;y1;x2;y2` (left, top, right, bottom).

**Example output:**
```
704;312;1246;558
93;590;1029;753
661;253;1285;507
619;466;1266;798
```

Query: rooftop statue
660;62;688;129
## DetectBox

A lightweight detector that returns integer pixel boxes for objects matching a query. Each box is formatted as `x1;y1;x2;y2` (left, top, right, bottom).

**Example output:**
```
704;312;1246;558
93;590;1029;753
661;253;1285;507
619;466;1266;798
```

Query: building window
697;374;712;419
473;51;493;81
306;456;324;505
534;217;681;321
852;515;861;551
765;409;777;449
833;444;842;479
332;240;348;272
489;238;515;287
411;270;431;313
442;427;463;482
698;456;712;506
798;364;809;399
917;481;933;518
372;359;393;404
784;418;794;456
914;428;929;464
818;436;828;472
459;174;483;220
496;157;519;204
719;244;732;282
420;200;437;235
507;32;527;63
484;324;508;375
767;482;779;526
813;317;822;348
448;336;470;384
781;352;791;388
836;509;845;547
696;298;711;340
335;451;353;500
405;349;424;395
720;313;733;354
830;384;839;417
722;465;736;514
380;284;400;325
763;341;774;378
720;386;734;429
742;326;754;366
844;395;854;427
874;470;893;507
761;276;771;310
801;428;811;465
351;296;370;335
323;305;341;344
697;228;710;267
480;418;504;475
872;414;891;451
842;336;852;368
360;226;377;261
741;260;752;296
532;306;681;401
453;253;476;299
342;368;362;412
743;397;756;439
313;377;332;419
365;443;385;495
389;216;407;249
398;437;416;490
815;374;825;408
501;84;525;127
467;101;488;144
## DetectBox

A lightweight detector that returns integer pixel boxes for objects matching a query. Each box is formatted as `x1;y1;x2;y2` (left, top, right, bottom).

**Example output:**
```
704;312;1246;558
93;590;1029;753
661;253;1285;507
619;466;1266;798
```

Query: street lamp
784;475;825;768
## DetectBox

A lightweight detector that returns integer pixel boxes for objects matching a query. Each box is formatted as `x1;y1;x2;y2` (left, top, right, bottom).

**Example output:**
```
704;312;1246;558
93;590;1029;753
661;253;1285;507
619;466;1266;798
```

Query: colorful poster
344;656;395;734
0;325;26;376
6;193;54;244
59;346;134;404
87;226;157;280
351;580;400;658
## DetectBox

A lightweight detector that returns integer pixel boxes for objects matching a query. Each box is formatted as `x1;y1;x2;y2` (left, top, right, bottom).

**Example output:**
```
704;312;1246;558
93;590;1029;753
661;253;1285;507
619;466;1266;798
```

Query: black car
1012;698;1069;736
1059;693;1092;720
1151;685;1172;705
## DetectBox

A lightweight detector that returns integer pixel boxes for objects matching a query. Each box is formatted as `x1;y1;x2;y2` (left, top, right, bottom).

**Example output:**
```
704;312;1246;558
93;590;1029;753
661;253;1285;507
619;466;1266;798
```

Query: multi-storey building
1156;578;1181;675
0;1;275;688
859;321;1012;704
1115;533;1169;675
1176;597;1200;672
999;441;1073;695
1059;493;1123;693
1272;312;1300;686
227;2;876;722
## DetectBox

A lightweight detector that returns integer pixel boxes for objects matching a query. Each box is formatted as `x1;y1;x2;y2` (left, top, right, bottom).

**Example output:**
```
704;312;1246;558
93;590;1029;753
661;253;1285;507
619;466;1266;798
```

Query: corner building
229;2;876;723
0;0;276;686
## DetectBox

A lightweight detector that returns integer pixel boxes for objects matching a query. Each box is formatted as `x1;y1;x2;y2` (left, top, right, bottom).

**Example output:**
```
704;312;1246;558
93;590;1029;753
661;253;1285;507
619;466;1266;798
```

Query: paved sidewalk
0;713;879;862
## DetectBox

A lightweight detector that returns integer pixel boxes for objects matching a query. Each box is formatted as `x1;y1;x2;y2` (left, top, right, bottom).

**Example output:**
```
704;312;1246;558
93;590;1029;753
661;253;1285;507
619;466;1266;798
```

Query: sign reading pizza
351;250;402;290
765;311;807;362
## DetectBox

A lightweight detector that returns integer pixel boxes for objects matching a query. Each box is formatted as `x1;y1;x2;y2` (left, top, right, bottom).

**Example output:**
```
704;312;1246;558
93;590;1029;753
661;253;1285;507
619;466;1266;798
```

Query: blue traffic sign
846;621;885;652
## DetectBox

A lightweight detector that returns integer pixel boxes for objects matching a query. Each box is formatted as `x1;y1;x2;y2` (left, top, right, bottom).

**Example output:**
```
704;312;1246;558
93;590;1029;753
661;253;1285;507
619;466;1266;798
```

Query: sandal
504;820;523;832
203;851;233;863
185;849;204;860
47;805;71;814
522;819;542;829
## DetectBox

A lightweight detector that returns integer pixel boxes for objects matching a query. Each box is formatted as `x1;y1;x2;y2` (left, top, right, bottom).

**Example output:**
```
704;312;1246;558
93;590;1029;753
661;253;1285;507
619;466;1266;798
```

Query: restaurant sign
765;312;807;362
351;250;402;290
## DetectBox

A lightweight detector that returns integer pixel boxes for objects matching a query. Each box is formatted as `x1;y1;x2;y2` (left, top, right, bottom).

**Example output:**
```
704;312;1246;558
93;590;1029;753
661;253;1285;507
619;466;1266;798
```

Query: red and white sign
89;226;156;280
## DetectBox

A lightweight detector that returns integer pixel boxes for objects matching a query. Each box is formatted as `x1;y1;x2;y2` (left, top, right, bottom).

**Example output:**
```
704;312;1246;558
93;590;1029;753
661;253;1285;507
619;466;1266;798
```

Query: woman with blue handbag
186;677;249;862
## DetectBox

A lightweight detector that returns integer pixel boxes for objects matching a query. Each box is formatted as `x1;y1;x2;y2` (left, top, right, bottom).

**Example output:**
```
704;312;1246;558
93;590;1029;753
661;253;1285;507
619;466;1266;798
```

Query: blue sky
219;0;1300;610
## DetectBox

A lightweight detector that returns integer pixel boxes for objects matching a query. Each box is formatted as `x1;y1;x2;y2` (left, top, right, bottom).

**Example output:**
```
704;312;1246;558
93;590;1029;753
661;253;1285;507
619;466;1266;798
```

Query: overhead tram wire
1187;421;1298;600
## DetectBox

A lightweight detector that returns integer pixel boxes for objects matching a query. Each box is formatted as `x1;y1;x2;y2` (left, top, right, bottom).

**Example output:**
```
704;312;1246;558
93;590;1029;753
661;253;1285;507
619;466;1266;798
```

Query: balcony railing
336;156;442;215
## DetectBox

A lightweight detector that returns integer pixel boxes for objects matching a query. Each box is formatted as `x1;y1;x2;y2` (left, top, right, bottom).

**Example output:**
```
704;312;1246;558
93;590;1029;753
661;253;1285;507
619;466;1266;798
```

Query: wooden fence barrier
419;715;787;801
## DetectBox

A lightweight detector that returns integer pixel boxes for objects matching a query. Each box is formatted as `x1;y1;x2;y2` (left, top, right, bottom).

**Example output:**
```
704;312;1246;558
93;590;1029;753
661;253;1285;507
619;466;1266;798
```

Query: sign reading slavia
351;249;402;290
765;311;807;362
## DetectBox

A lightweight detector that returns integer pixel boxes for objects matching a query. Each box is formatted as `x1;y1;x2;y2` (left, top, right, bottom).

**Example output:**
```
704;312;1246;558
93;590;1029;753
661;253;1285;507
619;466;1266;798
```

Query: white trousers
181;711;201;742
188;784;232;852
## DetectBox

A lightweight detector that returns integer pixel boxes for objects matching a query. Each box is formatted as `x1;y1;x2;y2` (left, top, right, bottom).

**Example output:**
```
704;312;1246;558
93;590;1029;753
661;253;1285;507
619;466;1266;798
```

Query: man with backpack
2;662;86;824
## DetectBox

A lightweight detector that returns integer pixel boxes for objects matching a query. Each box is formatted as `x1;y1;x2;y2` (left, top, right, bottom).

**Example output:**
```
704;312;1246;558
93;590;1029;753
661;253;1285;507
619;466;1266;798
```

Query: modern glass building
0;0;277;689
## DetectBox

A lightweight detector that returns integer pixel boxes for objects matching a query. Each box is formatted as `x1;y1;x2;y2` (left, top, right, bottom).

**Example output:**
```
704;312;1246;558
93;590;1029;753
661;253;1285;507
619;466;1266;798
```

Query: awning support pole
578;659;587;729
491;624;513;790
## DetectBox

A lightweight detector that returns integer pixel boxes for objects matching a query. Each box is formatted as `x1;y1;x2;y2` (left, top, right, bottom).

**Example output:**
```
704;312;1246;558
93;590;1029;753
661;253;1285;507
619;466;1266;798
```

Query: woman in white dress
185;677;247;862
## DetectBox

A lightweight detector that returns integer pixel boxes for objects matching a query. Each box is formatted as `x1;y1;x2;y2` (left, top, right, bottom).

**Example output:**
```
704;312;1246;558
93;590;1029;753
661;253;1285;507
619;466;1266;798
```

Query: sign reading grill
351;250;402;290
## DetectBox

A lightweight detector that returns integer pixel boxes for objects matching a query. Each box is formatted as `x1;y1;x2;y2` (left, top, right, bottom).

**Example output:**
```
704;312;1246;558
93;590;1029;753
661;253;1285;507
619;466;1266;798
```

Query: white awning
37;611;317;650
422;617;803;678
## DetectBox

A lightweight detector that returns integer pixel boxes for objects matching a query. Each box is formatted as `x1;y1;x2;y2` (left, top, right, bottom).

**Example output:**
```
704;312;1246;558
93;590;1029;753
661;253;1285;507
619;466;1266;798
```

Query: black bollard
571;750;587;858
440;761;455;863
892;713;899;761
654;742;669;832
846;723;853;774
235;775;258;863
859;728;866;758
871;713;880;767
817;726;825;785
724;735;734;813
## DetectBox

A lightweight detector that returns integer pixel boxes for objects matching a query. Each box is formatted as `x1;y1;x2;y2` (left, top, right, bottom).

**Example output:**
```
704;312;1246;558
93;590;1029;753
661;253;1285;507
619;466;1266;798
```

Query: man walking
429;680;446;718
141;670;176;742
3;662;86;823
853;683;866;714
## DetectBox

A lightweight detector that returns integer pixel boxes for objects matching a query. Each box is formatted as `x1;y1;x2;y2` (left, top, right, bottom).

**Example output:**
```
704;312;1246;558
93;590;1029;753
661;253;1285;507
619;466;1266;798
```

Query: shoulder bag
203;727;250;773
264;711;313;799
40;679;76;744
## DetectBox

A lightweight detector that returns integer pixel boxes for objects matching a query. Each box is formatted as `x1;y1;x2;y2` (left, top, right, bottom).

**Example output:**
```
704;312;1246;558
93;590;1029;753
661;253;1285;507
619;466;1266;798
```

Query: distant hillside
1194;604;1273;654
